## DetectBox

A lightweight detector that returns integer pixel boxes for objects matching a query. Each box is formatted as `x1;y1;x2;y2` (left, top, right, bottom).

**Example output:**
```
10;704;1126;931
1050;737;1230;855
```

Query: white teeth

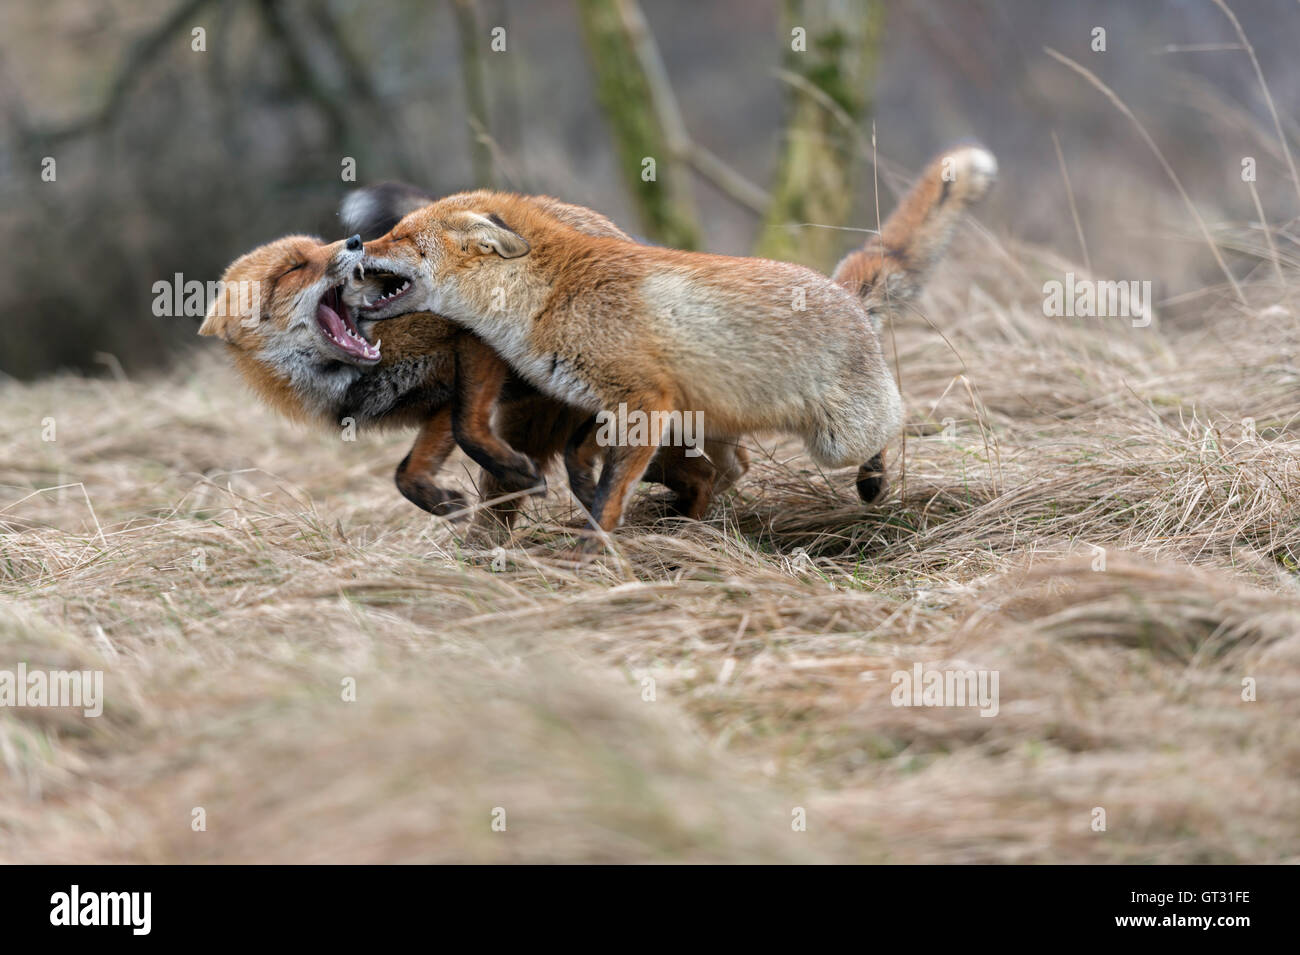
372;281;409;304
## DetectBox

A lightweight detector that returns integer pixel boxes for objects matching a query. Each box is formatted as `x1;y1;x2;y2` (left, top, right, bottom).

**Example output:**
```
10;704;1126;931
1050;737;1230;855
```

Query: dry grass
2;236;1299;863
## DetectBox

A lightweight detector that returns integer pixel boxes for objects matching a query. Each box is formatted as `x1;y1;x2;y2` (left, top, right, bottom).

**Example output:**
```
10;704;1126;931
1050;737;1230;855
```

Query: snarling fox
339;146;997;537
198;189;736;532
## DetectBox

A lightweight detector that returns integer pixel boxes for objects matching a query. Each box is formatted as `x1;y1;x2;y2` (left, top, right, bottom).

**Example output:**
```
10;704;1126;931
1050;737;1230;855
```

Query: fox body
198;190;736;527
343;147;997;534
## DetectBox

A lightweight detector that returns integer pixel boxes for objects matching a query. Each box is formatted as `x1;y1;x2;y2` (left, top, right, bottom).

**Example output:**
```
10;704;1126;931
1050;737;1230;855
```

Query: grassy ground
2;235;1298;863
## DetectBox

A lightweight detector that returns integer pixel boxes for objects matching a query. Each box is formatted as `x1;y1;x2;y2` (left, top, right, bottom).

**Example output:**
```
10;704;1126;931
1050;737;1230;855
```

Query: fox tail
339;182;437;241
832;145;997;322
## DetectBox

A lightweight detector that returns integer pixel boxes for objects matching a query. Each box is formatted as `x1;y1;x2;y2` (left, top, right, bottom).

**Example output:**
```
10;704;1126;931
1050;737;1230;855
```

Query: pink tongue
316;302;378;361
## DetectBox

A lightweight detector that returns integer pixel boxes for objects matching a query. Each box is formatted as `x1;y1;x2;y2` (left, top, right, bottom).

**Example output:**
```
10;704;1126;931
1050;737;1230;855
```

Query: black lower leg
855;451;887;504
395;453;469;516
563;415;600;512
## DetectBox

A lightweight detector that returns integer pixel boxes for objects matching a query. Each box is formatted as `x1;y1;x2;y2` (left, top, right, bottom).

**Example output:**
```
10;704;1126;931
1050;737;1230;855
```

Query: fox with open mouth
337;146;997;541
198;185;740;532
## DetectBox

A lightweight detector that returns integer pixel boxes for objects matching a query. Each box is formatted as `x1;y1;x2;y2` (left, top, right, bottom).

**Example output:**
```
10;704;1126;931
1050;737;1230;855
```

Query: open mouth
354;270;413;312
316;285;380;363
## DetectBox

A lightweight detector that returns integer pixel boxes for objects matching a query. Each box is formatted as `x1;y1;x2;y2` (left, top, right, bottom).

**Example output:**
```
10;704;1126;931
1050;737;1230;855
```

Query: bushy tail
832;145;997;319
339;182;437;240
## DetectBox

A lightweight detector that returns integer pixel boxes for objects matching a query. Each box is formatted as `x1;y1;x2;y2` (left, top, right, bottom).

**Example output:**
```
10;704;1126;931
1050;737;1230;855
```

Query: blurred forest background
1;0;1298;378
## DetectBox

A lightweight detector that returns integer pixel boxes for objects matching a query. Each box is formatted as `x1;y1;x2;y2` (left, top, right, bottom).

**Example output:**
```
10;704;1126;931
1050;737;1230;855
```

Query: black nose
346;234;362;252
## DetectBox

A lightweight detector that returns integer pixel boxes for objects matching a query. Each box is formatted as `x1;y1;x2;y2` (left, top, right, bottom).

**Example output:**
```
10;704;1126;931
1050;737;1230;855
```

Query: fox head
198;233;385;366
333;195;549;331
198;233;433;423
332;190;632;332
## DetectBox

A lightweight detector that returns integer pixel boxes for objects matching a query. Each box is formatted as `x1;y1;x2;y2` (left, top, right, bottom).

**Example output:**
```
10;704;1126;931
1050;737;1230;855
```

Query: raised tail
832;145;997;320
339;182;437;240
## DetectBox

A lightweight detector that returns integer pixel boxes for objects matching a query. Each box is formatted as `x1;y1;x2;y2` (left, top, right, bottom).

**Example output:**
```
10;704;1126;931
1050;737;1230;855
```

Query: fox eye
277;262;307;280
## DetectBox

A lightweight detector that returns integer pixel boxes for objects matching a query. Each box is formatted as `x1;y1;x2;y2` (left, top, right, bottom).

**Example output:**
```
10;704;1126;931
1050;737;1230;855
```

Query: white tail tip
950;146;998;199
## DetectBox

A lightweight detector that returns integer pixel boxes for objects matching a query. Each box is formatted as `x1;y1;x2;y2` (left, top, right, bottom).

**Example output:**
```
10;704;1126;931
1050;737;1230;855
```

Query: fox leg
470;471;523;543
563;415;601;513
660;439;750;519
641;445;720;520
643;438;750;520
452;334;546;495
395;405;468;516
855;448;888;503
568;421;743;520
703;437;749;493
470;399;572;539
582;394;670;540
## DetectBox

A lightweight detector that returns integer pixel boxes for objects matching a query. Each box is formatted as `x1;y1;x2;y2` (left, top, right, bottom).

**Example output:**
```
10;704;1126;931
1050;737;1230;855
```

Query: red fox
339;146;997;538
198;188;737;532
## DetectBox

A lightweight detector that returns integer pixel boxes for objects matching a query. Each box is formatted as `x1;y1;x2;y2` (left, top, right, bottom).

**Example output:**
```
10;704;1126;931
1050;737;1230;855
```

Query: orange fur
342;147;995;537
198;200;734;531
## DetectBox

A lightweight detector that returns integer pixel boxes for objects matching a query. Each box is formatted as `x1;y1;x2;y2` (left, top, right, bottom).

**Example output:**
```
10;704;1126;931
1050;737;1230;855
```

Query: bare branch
26;0;214;144
575;0;699;248
687;143;769;215
756;2;885;269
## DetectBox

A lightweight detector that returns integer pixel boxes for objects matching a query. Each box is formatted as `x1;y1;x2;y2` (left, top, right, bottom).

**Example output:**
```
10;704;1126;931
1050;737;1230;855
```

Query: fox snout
326;241;365;278
336;242;421;318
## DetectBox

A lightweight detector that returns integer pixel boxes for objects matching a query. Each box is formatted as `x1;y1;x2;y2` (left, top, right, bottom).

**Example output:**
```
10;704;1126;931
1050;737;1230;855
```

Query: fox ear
198;295;235;341
455;212;531;259
198;280;253;343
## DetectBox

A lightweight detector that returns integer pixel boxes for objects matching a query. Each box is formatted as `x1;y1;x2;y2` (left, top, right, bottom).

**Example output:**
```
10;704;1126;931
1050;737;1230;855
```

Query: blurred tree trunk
575;0;699;249
488;0;527;184
451;0;496;188
755;0;883;270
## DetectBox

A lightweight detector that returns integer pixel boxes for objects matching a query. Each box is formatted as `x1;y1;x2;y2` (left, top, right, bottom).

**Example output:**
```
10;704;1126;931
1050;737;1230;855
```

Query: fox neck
431;259;553;371
247;340;364;422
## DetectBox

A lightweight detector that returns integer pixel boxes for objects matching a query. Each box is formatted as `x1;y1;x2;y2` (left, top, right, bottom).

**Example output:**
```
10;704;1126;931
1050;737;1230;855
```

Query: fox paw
551;535;606;565
569;477;597;515
493;457;548;497
855;453;888;504
396;477;469;517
